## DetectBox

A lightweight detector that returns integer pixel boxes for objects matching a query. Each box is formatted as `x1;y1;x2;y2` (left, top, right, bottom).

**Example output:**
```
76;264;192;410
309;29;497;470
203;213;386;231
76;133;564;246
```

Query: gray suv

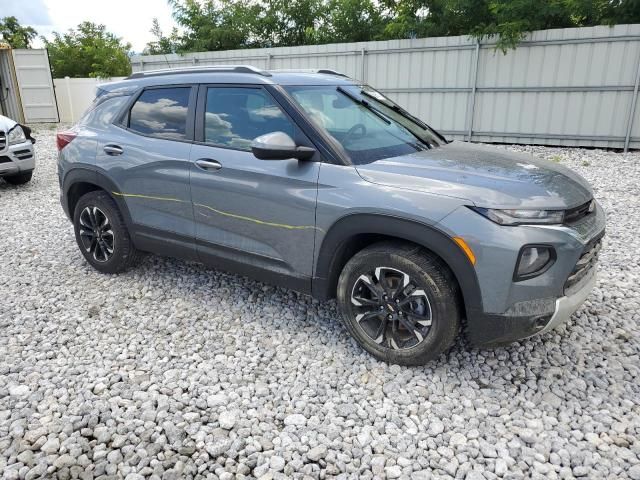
57;66;605;365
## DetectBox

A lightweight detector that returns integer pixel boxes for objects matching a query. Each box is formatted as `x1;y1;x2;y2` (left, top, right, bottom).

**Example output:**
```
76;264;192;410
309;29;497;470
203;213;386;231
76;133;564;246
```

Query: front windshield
284;85;444;164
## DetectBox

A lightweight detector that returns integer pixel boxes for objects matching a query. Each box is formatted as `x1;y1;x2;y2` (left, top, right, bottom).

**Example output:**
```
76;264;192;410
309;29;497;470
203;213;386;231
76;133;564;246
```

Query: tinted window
81;95;130;127
204;87;294;150
129;87;191;139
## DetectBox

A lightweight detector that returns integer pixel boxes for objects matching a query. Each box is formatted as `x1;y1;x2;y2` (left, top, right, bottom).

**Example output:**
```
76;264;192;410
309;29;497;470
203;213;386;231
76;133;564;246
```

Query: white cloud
14;0;177;53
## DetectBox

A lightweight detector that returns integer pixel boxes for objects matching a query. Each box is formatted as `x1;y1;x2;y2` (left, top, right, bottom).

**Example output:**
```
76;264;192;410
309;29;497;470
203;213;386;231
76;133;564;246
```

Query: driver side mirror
251;132;316;161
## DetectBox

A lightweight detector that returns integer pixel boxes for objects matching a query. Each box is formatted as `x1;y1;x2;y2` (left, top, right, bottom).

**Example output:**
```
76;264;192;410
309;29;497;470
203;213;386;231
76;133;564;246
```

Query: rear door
95;85;198;259
189;84;320;287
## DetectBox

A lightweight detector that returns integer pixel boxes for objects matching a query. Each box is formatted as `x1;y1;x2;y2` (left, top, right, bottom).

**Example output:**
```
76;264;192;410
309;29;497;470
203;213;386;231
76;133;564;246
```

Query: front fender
311;213;483;323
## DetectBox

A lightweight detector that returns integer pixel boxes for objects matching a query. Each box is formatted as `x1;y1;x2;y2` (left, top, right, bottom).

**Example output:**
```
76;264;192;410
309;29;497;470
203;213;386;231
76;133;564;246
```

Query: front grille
564;233;603;294
0;155;11;164
0;132;5;151
13;149;32;160
564;200;594;224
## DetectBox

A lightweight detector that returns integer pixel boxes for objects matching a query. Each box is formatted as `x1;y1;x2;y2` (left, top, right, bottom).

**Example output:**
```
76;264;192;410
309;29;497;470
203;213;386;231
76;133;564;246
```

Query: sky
1;0;177;53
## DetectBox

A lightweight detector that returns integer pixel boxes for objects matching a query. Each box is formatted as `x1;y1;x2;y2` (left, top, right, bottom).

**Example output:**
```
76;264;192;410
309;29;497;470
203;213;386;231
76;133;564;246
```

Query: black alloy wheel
78;206;115;263
350;266;433;350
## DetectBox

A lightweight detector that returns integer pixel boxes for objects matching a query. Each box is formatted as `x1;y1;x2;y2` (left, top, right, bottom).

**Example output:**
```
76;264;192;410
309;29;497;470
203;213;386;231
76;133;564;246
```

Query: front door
190;85;320;289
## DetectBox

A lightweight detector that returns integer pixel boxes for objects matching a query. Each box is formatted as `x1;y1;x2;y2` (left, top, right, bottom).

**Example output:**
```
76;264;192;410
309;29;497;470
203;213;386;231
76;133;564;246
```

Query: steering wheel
342;123;367;146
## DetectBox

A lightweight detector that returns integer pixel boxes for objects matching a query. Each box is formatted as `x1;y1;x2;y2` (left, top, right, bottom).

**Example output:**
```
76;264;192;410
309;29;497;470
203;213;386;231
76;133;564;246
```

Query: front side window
128;87;191;140
284;85;442;164
204;87;295;150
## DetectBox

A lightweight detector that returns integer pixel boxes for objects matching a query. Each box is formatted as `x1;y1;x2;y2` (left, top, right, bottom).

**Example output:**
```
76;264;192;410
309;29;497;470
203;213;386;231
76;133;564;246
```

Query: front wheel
337;242;460;366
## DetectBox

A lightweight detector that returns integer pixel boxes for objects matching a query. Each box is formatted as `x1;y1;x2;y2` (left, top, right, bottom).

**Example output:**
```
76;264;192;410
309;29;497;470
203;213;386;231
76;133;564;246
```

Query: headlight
470;206;564;225
7;125;27;145
515;245;556;280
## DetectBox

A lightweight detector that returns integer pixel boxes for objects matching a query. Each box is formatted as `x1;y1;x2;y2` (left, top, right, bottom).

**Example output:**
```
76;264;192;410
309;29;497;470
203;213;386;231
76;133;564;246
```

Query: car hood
355;141;593;209
0;114;18;133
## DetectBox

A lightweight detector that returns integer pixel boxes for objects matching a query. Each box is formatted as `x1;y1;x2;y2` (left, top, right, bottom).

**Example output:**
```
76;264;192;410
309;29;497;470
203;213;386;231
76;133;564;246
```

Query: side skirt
132;224;312;295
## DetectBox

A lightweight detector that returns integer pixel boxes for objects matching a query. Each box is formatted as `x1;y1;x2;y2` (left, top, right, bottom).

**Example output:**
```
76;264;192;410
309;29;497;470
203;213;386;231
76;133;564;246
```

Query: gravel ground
0;126;638;480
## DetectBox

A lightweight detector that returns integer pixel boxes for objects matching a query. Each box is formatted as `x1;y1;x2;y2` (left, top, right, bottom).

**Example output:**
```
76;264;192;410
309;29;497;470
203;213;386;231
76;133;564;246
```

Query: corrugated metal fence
131;24;640;151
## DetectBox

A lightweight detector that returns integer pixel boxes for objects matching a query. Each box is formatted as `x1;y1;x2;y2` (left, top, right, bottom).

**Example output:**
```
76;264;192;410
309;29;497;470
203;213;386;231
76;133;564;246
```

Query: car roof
98;66;359;94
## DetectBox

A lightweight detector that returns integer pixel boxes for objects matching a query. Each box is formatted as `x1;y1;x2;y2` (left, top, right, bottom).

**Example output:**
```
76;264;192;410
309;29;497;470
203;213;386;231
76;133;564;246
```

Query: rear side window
128;87;191;140
80;95;130;127
204;87;295;150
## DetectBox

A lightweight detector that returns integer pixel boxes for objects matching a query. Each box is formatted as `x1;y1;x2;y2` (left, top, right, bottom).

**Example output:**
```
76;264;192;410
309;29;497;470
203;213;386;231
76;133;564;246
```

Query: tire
3;171;32;185
73;190;140;274
337;241;460;366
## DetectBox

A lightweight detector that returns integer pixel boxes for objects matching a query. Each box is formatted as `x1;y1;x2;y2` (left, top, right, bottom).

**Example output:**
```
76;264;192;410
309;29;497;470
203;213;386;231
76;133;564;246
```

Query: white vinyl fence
54;76;125;123
130;24;640;151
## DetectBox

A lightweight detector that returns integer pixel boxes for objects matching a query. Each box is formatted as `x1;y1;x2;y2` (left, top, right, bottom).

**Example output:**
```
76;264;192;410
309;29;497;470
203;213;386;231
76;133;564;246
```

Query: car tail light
56;131;77;151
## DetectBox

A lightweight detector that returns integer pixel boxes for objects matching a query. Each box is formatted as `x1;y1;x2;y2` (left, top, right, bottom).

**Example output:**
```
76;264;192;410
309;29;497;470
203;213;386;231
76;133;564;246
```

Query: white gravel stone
270;455;285;471
429;419;445;436
218;411;237;429
629;465;640;480
0;128;639;479
494;459;508;476
283;413;307;426
306;445;327;461
207;393;228;408
40;438;60;454
8;385;29;397
385;465;402;478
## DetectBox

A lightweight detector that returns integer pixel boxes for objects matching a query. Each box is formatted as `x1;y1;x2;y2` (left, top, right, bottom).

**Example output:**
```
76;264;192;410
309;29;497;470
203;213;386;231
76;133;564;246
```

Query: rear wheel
3;171;32;185
73;191;140;273
337;242;460;365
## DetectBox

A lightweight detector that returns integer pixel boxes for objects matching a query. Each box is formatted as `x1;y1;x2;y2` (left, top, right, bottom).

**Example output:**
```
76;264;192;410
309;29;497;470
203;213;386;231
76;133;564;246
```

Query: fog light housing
514;245;555;280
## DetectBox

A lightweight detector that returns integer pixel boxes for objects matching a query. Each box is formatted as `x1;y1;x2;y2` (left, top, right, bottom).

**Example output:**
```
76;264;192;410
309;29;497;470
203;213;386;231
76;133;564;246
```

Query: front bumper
437;201;605;346
538;267;596;335
467;267;597;345
0;140;35;177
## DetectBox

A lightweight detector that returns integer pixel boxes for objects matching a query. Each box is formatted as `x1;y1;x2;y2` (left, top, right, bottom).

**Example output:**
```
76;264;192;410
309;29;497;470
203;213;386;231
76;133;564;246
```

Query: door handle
195;158;222;171
103;144;123;156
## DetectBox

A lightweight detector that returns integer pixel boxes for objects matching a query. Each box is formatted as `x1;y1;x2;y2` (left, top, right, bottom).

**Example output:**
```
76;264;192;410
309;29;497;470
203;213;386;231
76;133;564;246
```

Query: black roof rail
127;65;271;79
270;68;350;78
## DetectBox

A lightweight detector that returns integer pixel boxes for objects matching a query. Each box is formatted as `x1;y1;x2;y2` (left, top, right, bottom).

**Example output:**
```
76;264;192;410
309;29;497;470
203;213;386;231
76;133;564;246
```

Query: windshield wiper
336;86;391;125
360;89;430;130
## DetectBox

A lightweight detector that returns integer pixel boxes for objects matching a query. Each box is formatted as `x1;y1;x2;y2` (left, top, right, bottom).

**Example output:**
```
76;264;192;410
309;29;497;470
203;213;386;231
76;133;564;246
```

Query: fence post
266;53;272;70
624;49;640;153
360;48;366;82
64;76;74;123
466;40;480;142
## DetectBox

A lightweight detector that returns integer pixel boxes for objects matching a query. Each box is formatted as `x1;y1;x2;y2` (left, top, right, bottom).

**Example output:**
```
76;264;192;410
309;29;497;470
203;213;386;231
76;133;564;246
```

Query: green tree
144;18;182;54
160;0;640;53
382;0;640;51
169;0;258;51
0;16;37;48
312;0;387;43
44;22;131;78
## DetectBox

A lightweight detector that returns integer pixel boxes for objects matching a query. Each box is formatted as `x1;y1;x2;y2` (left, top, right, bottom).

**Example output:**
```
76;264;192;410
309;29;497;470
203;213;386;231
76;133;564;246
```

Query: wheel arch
62;168;134;229
312;214;483;320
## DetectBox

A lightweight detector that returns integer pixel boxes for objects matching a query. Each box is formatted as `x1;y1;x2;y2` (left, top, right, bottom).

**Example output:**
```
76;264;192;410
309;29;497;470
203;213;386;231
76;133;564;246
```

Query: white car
0;115;35;185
